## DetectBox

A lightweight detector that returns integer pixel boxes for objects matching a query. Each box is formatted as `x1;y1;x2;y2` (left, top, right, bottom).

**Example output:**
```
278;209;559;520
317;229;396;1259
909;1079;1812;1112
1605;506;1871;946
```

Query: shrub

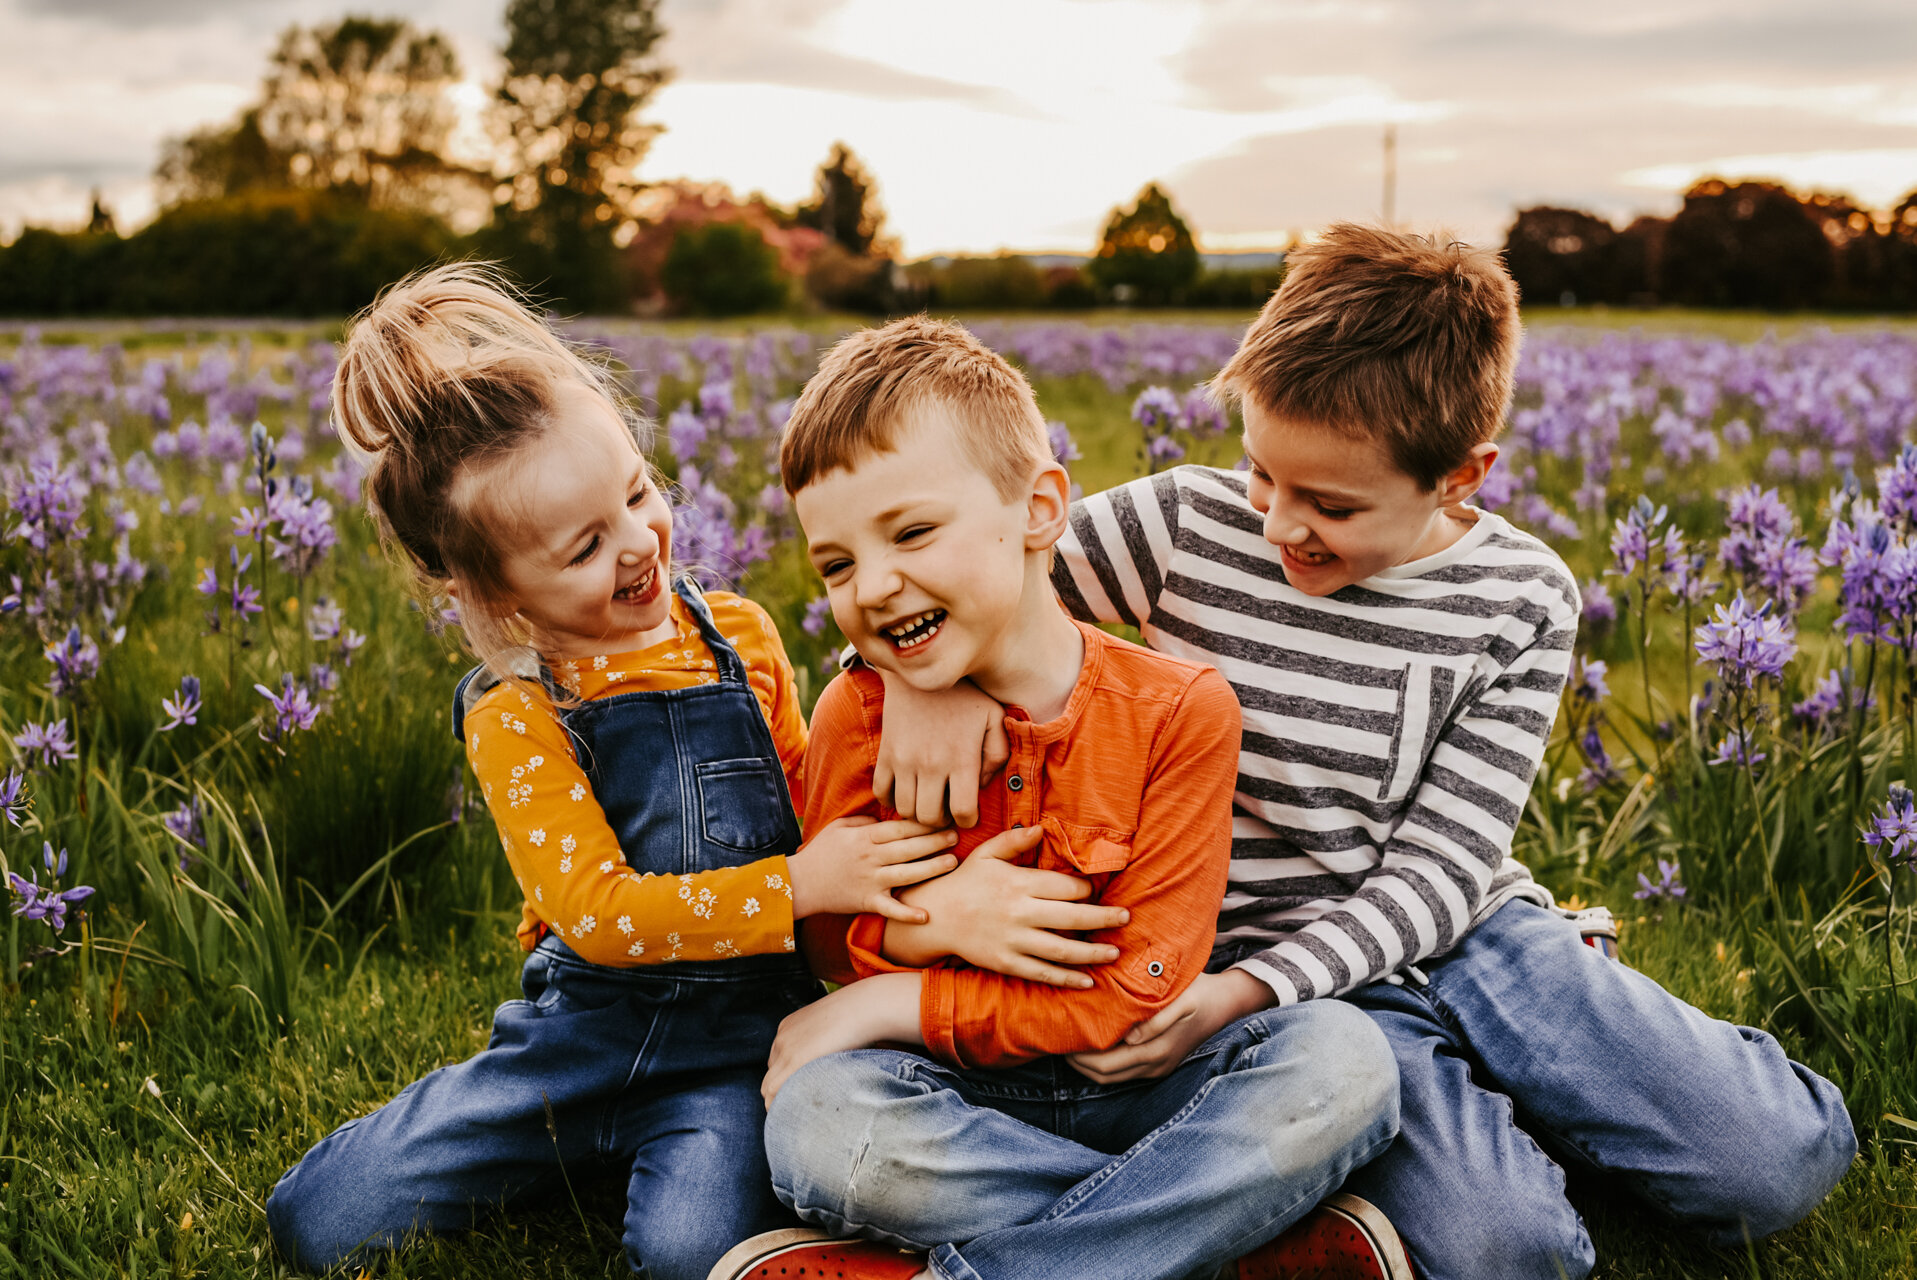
661;220;790;316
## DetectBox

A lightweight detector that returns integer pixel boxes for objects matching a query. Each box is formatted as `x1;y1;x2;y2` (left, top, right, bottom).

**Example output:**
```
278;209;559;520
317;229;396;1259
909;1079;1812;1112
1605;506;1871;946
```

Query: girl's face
486;383;675;661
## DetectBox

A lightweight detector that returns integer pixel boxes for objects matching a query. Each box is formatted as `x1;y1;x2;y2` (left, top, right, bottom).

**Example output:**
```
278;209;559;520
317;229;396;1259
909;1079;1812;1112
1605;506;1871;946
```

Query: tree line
1503;180;1917;311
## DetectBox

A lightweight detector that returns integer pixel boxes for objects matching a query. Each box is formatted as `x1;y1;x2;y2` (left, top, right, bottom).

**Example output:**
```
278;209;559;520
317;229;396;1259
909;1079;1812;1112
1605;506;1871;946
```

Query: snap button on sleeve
1147;961;1164;977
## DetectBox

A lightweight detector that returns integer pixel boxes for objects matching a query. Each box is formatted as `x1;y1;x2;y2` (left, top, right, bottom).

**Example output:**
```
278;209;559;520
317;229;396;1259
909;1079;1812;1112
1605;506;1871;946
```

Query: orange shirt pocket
1036;815;1134;876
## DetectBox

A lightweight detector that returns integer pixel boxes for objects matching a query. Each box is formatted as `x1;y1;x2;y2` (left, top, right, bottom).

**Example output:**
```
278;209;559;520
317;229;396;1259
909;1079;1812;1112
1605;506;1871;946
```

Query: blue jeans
1340;899;1857;1280
765;999;1398;1280
266;941;817;1279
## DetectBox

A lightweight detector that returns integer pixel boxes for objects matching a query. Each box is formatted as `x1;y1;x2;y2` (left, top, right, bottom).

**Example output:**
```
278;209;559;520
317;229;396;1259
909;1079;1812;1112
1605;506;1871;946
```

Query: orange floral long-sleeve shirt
464;591;808;967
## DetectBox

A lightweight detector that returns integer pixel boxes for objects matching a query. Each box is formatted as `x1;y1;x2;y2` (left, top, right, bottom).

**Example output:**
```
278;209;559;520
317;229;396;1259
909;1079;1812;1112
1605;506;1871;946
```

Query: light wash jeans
765;999;1398;1280
1340;899;1858;1280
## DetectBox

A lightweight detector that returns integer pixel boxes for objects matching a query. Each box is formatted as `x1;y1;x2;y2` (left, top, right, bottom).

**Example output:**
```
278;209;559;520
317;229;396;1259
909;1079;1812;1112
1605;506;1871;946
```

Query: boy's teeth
883;610;945;649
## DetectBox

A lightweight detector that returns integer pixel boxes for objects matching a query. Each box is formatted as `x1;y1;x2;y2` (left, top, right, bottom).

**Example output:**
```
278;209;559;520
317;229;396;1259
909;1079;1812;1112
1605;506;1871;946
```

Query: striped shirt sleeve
1053;471;1184;627
1231;608;1577;1005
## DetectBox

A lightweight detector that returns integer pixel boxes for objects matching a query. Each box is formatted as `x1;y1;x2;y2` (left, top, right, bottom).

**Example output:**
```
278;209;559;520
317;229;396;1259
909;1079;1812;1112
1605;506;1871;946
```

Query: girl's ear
1439;443;1500;507
1024;460;1072;551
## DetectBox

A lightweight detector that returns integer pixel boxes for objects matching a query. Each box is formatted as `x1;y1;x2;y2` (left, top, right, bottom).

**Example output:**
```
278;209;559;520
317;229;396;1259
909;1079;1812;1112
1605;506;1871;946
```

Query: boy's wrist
1212;967;1280;1019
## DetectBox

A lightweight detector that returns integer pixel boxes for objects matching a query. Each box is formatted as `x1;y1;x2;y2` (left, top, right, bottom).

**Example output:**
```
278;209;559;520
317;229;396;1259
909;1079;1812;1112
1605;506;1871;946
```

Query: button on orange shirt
799;620;1241;1069
464;591;808;967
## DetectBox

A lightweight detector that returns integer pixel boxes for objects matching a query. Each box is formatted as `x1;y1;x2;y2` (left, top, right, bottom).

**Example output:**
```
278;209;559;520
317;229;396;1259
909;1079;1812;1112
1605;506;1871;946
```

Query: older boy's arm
926;668;1241;1069
1051;472;1184;628
1233;622;1575;1006
762;972;923;1104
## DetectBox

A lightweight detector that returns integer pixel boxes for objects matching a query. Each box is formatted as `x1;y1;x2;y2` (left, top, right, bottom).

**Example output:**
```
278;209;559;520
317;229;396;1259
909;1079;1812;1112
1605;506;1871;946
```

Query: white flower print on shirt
569;783;586;802
600;860;616;875
627;939;646;957
560;834;577;854
500;712;527;735
593;655;608;670
713;939;740;957
558;855;573;874
617;916;634;935
781;934;795;952
743;898;761;918
764;873;790;898
528;829;547;847
574;915;596;937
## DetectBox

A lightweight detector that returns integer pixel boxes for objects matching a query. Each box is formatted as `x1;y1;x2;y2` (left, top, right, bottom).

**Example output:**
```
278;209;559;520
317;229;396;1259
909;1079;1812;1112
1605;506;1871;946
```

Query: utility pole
1382;124;1397;228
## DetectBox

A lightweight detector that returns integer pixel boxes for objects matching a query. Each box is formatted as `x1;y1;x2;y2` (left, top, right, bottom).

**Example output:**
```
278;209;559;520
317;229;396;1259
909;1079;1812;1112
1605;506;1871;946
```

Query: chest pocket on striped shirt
1378;663;1461;804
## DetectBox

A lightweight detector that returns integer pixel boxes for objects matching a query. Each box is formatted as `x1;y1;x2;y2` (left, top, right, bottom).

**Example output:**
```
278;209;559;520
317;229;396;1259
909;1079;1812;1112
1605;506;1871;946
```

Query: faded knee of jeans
765;1056;889;1214
1272;1001;1401;1145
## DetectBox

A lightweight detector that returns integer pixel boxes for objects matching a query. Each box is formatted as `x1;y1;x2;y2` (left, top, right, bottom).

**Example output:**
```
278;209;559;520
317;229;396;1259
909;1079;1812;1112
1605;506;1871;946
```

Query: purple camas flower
196;566;219;596
1862;785;1917;870
1694;593;1797;690
1571;657;1609;704
1047;420;1082;464
232;506;270;541
1710;730;1767;767
1576;724;1618;792
307;598;344;642
266;484;337;577
255;673;321;742
801;597;833;637
44;626;100;697
159;674;202;731
0;769;26;827
1793;669;1872;729
1580;579;1616;627
1131;386;1181;432
1608;496;1668;578
163;796;206;867
1633;858;1687;901
231;582;263;618
14;719;77;769
1878;446;1917;531
7;842;95;932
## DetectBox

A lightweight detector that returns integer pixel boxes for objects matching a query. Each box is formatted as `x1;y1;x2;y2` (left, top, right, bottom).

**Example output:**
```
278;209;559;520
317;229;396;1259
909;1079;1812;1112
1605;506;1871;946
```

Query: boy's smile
795;402;1081;719
1241;398;1494;597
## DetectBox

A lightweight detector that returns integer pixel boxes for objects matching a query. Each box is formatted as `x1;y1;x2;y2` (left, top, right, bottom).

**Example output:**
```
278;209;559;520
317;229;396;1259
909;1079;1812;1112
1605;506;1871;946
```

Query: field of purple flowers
2;316;1915;1277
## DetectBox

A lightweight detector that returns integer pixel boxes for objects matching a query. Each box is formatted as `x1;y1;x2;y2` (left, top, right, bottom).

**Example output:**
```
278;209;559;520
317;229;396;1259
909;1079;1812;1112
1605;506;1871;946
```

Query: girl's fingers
891;774;920;828
865;894;931;924
1016;935;1121;967
877;853;960;888
970;825;1047;862
871;831;960;864
998;867;1094;901
1025;900;1130;931
865;818;947;842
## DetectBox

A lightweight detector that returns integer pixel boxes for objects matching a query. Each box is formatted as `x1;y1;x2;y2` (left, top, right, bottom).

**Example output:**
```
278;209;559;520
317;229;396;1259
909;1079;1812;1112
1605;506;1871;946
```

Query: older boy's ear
1439;443;1500;506
1024;460;1072;550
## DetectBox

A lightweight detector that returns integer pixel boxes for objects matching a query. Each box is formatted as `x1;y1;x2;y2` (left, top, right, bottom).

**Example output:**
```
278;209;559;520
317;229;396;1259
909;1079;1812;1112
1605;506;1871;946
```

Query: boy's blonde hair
781;315;1050;500
332;261;649;672
1214;223;1520;490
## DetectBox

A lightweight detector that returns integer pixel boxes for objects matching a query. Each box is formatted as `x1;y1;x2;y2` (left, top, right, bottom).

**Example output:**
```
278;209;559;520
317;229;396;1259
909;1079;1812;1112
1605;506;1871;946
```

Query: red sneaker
707;1227;926;1280
1235;1194;1414;1280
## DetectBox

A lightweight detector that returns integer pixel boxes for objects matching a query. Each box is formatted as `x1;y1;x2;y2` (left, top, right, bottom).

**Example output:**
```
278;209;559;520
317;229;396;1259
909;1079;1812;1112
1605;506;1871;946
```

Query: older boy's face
795;405;1033;692
1240;398;1462;596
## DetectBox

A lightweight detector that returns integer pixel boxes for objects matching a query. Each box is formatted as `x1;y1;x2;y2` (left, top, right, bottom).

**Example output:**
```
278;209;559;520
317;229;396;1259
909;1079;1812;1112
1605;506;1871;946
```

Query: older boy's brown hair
1214;223;1520;490
781;315;1050;499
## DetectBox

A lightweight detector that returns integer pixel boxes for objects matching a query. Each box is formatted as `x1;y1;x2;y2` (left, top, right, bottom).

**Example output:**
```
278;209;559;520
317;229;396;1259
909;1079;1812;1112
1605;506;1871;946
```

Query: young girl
263;264;970;1280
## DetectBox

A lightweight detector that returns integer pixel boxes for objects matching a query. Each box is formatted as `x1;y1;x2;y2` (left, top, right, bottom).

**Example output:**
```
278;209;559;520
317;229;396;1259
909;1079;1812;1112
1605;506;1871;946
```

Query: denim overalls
266;581;820;1280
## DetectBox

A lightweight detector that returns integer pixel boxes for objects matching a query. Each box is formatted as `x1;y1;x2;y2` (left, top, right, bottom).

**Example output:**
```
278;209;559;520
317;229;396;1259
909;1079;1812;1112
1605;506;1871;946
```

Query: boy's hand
884;825;1130;987
762;972;924;1105
788;816;959;923
875;673;1009;828
1065;970;1276;1083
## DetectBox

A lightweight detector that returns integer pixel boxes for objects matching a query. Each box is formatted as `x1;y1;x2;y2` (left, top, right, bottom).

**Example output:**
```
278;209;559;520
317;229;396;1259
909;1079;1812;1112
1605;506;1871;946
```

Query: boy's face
1241;396;1487;597
795;403;1050;694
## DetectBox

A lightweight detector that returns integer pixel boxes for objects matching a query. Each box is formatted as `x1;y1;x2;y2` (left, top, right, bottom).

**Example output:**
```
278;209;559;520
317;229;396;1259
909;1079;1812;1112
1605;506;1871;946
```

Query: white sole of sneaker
1323;1193;1415;1280
706;1226;833;1280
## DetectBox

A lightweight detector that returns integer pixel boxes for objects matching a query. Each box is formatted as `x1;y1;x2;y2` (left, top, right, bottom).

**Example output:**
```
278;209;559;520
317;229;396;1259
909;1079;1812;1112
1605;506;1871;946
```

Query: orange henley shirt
799;619;1241;1070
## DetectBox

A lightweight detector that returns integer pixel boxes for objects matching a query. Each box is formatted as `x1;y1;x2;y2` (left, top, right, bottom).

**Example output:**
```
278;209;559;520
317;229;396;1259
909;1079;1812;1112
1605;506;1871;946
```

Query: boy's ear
1023;460;1072;551
1438;443;1499;507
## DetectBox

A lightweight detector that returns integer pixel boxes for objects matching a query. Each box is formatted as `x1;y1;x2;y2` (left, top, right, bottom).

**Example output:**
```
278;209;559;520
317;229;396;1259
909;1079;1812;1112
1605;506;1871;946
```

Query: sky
2;0;1913;258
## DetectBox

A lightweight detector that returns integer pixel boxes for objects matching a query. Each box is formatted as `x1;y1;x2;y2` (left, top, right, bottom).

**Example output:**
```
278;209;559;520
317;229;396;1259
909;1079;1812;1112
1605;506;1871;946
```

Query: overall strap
674;577;752;687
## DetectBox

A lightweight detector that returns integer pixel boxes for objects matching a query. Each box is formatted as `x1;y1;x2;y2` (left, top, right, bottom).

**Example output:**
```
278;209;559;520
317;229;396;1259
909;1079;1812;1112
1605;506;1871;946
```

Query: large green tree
485;0;670;309
1089;182;1200;305
794;142;891;257
154;17;476;220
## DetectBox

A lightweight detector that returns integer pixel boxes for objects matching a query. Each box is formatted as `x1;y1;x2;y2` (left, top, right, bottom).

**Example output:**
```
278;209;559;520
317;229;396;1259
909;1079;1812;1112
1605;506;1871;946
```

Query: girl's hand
875;673;1009;828
884;825;1129;987
762;973;924;1105
1065;970;1276;1083
788;816;959;923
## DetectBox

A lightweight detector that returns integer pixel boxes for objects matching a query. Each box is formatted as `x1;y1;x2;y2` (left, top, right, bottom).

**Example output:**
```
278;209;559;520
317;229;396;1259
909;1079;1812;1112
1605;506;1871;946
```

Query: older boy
716;317;1401;1280
875;226;1857;1280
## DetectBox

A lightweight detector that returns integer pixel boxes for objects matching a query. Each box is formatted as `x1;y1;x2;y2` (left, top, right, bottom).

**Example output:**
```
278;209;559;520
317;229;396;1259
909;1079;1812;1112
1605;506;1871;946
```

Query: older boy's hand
762;972;925;1106
883;825;1130;987
875;673;1009;828
788;816;959;923
1065;970;1276;1083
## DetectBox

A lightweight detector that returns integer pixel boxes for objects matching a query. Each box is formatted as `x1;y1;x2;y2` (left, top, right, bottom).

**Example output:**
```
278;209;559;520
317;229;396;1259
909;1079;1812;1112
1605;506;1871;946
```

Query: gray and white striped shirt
1052;466;1576;1005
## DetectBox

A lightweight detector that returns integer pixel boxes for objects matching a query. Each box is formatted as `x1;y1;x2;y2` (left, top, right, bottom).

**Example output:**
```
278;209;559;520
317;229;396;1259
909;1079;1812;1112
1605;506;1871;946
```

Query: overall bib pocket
696;757;789;853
